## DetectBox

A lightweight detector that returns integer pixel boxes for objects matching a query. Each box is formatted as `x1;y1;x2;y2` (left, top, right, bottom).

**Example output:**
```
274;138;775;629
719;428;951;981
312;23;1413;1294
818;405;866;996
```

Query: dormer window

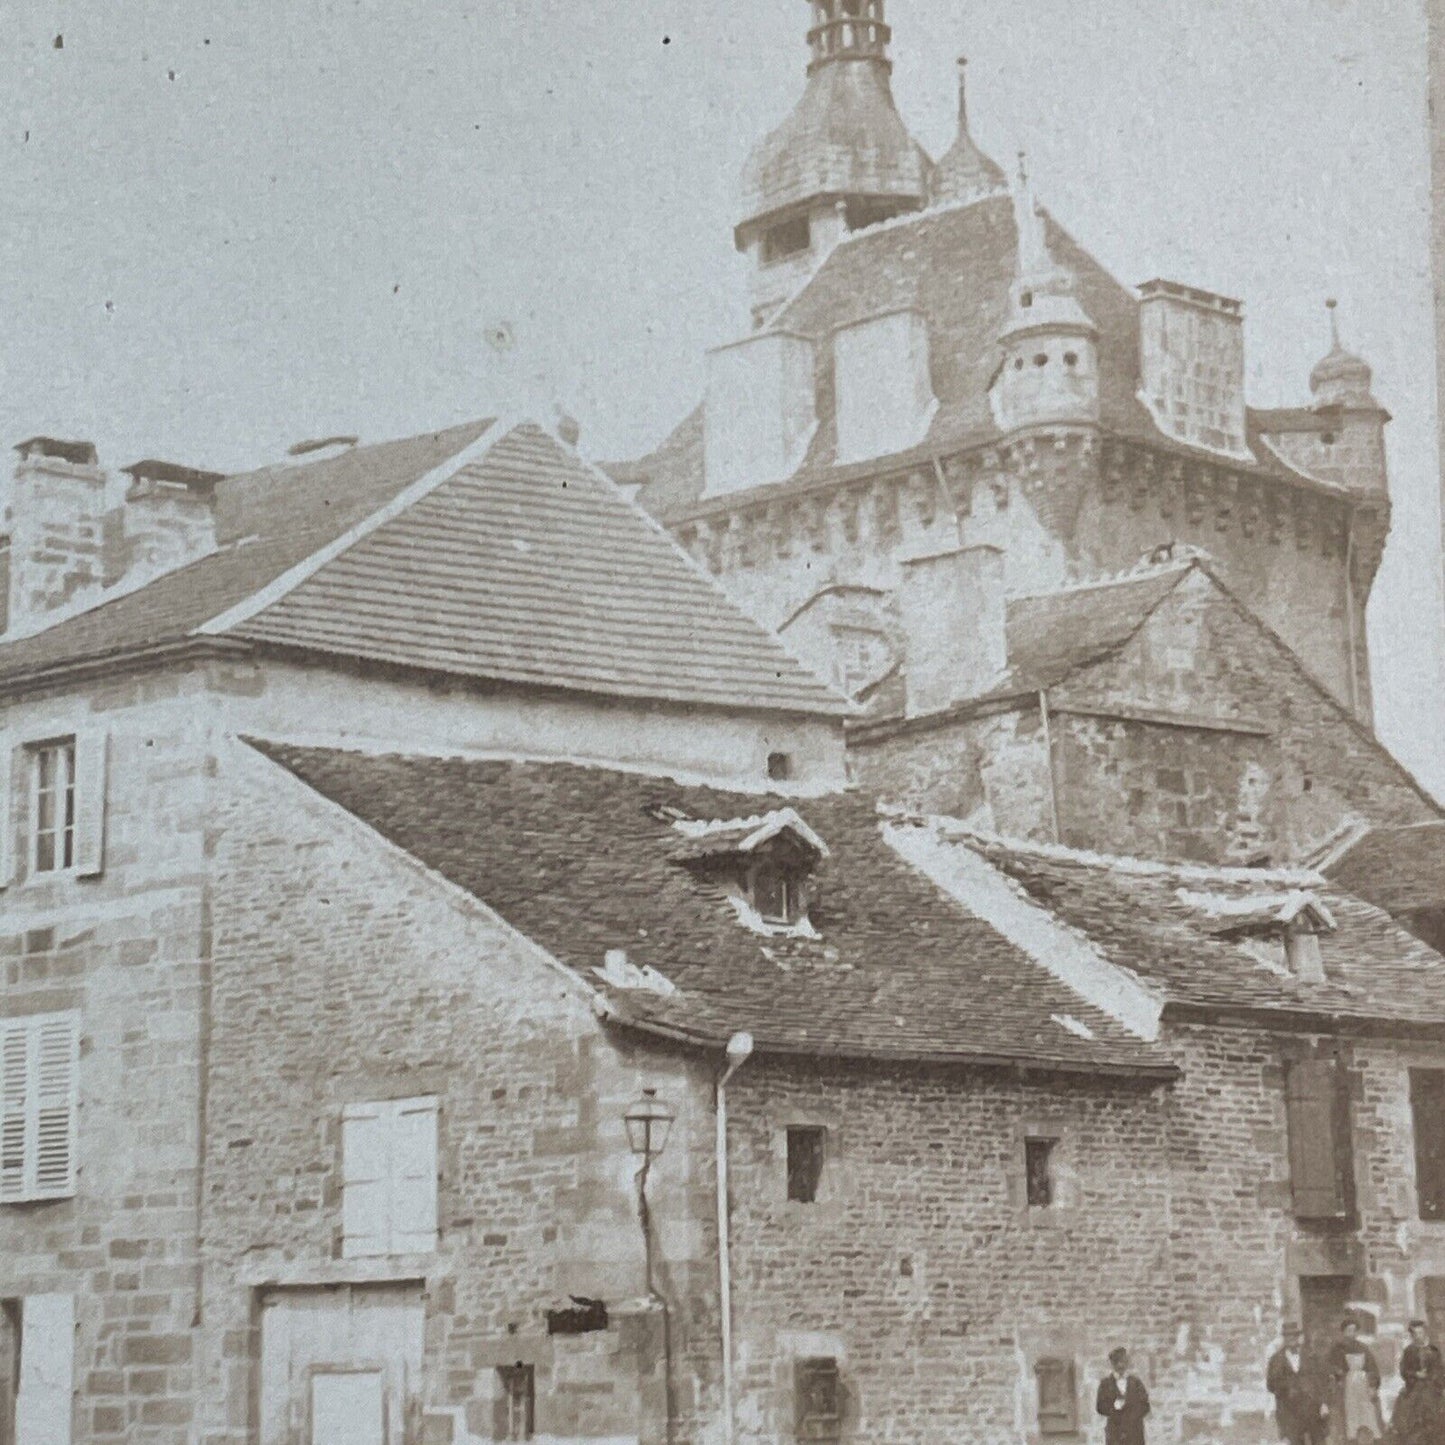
762;216;811;265
752;861;807;926
1180;887;1335;983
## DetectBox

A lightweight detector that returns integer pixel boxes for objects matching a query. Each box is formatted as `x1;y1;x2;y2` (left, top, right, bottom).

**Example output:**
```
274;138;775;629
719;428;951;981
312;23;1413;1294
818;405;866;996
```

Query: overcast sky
1;0;1441;791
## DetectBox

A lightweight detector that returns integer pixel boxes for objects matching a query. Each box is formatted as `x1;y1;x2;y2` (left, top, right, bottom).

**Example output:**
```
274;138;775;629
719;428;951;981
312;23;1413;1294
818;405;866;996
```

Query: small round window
1063;351;1079;367
1321;432;1336;446
1014;358;1025;371
1033;353;1048;367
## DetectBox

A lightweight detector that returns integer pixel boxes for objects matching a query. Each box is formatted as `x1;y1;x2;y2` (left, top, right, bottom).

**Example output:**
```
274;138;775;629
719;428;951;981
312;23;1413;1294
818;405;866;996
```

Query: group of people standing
1267;1318;1445;1445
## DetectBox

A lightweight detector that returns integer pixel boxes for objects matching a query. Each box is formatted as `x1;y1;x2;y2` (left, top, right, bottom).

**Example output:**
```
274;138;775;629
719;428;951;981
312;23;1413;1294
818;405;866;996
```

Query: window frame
1035;1356;1079;1435
340;1096;440;1258
1411;1068;1445;1223
749;860;808;928
1284;1055;1356;1224
1024;1137;1058;1210
27;738;76;877
496;1363;535;1442
794;1357;842;1443
786;1125;827;1205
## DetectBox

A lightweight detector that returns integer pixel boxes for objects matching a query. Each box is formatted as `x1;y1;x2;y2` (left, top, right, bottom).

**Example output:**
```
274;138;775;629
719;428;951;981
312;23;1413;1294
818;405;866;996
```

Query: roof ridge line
545;427;855;717
1006;553;1199;604
196;415;516;638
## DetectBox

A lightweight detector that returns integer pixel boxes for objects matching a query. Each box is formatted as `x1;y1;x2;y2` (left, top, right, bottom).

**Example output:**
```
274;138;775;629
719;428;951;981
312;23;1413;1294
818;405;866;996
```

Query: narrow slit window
497;1364;535;1441
1025;1137;1057;1208
787;1126;826;1203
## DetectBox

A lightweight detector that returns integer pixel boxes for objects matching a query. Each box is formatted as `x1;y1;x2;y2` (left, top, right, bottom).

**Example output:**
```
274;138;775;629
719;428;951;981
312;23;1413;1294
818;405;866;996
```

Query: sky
1;0;1442;791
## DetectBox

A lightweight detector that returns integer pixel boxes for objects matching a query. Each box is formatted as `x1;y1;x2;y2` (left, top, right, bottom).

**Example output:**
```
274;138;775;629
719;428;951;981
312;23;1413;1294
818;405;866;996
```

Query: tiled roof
1322;822;1445;919
945;829;1445;1029
0;419;492;682
253;742;1174;1077
1003;562;1191;691
626;198;1325;521
0;421;845;717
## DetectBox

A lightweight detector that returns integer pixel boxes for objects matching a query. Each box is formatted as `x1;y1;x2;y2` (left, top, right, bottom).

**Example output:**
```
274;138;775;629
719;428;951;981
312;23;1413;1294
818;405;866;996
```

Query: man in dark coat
1394;1319;1445;1445
1096;1346;1151;1445
1267;1323;1328;1445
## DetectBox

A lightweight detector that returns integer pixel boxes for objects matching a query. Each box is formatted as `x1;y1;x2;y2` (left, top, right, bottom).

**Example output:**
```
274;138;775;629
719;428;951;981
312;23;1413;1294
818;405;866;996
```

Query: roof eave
0;635;254;700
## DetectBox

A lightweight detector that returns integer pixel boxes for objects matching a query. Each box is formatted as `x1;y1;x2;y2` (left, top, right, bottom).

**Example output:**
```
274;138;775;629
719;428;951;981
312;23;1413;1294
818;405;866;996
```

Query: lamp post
625;1087;677;1445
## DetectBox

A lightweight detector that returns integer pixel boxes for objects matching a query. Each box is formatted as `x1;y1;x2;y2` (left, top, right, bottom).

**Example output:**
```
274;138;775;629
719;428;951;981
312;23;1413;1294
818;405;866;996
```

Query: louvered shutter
72;731;107;879
341;1104;390;1257
14;1293;74;1445
389;1098;438;1254
0;1014;78;1203
1286;1059;1349;1219
0;736;13;890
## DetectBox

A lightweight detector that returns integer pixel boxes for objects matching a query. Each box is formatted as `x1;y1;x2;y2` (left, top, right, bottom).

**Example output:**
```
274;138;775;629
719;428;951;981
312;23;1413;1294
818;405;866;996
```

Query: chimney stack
119;460;222;585
896;544;1006;717
1136;280;1248;457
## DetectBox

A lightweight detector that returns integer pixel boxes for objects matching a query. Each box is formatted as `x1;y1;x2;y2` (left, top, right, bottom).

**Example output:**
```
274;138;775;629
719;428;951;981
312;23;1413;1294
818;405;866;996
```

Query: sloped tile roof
1322;821;1445;918
0;419;492;682
225;424;845;715
952;831;1445;1029
0;421;844;717
625;198;1323;520
253;742;1173;1077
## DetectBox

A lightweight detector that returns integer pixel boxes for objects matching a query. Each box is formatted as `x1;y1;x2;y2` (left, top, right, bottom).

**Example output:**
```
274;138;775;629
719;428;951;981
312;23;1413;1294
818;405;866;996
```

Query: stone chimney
704;331;818;497
1136;280;1248;457
119;460;223;584
896;544;1006;717
7;437;112;634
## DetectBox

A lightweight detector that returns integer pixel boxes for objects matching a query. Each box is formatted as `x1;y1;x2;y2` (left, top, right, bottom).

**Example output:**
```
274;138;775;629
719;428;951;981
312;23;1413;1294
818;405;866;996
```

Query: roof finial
1326;296;1341;350
1017;149;1029;190
956;56;970;131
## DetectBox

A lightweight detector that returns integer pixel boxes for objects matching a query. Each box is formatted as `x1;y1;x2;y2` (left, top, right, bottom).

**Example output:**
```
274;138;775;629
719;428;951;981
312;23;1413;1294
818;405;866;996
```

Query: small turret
1310;298;1378;410
734;0;933;327
930;58;1007;207
988;154;1099;432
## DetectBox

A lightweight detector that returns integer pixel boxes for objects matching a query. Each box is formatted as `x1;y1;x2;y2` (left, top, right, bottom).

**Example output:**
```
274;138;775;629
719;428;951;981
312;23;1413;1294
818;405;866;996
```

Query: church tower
734;0;933;327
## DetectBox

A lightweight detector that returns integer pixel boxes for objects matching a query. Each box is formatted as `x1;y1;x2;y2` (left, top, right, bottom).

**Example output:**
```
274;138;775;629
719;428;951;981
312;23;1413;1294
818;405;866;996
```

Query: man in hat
1268;1323;1328;1445
1096;1347;1151;1445
1393;1319;1445;1445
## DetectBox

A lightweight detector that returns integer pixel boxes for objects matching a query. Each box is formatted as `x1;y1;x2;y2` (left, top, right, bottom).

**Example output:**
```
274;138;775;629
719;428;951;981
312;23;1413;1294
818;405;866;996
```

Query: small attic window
1020;289;1034;309
1286;927;1326;984
1321;431;1336;446
767;751;795;782
1033;352;1049;367
752;861;807;927
1013;357;1025;371
1063;351;1079;368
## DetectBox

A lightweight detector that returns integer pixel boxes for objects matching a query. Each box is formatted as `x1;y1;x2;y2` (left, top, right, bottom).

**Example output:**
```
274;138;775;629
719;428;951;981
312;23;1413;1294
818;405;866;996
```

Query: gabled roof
624;198;1323;520
1321;821;1445;919
252;742;1174;1077
0;420;846;717
925;825;1445;1031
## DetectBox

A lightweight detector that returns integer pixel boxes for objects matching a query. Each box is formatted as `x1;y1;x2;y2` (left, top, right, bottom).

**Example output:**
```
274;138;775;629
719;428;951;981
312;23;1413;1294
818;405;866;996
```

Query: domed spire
735;0;931;252
1309;298;1376;408
999;152;1095;340
931;57;1007;207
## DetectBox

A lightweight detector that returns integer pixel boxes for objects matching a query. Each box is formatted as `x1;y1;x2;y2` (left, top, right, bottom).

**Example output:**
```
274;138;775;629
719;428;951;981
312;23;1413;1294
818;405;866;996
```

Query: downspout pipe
716;1031;754;1445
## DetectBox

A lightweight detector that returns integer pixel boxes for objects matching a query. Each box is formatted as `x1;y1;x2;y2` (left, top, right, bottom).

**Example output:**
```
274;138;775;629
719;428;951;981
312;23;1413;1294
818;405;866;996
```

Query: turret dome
930;58;1007;207
1309;300;1376;408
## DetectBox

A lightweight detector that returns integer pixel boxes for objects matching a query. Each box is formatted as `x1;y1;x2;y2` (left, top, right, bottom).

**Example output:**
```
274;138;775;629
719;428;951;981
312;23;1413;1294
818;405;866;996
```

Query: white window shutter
34;1015;78;1198
15;1293;75;1445
73;730;107;878
342;1105;391;1257
390;1098;439;1253
0;736;13;889
1;1022;28;1201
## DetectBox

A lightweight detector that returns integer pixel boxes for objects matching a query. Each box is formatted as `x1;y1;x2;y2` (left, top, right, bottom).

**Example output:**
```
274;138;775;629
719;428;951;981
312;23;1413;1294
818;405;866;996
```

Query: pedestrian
1096;1346;1151;1445
1326;1317;1383;1445
1393;1319;1445;1445
1268;1322;1329;1445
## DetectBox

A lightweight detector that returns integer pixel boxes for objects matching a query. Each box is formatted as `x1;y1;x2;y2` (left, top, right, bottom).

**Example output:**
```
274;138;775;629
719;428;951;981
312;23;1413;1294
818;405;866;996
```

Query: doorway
1300;1275;1354;1359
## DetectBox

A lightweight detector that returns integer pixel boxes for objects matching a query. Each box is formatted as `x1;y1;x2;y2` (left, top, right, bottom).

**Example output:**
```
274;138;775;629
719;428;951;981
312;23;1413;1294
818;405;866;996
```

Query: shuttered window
1411;1070;1445;1221
341;1097;438;1257
0;1014;79;1204
1285;1057;1354;1221
5;732;106;884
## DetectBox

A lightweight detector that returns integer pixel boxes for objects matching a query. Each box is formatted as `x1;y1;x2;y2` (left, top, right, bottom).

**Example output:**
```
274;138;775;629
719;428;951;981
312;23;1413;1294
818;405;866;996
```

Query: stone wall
200;741;723;1445
0;668;214;1444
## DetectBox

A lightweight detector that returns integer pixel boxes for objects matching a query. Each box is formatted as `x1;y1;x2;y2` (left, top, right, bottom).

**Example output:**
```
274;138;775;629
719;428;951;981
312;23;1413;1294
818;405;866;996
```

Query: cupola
988;155;1099;432
930;58;1007;207
734;0;933;325
1310;299;1377;410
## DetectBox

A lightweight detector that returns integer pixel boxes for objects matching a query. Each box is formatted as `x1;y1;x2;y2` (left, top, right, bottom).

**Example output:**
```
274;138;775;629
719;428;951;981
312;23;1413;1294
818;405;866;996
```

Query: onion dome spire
931;57;1007;207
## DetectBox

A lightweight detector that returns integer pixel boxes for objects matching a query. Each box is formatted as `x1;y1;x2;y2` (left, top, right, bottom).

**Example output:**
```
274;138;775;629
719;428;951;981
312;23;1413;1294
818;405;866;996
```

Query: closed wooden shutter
1411;1070;1445;1221
72;731;107;879
1286;1058;1351;1220
0;1014;78;1204
794;1358;841;1442
342;1098;438;1256
14;1294;74;1445
1036;1357;1078;1435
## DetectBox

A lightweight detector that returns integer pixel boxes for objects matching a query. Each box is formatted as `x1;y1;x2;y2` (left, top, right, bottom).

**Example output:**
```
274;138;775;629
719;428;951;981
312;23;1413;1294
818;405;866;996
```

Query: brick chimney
896;544;1006;717
6;437;112;634
1137;280;1248;457
119;460;222;584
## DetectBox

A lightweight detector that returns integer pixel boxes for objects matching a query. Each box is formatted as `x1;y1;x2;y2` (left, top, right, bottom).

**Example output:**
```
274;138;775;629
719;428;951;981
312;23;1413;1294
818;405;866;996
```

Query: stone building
2;3;1445;1445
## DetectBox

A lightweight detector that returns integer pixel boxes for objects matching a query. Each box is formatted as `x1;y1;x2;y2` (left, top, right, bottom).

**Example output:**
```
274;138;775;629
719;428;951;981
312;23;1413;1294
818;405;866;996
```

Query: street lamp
624;1086;677;1445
